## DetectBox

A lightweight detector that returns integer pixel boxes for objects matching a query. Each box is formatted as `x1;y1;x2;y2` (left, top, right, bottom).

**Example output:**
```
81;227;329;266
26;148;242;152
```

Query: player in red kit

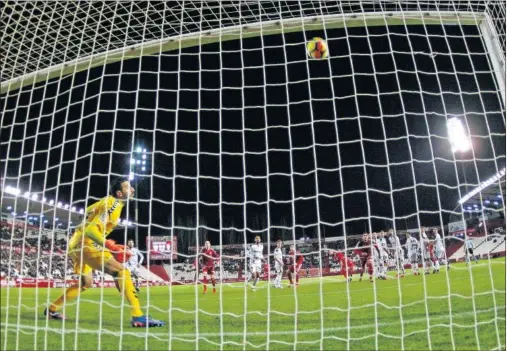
287;245;304;288
427;242;437;273
199;241;218;294
334;251;354;282
354;233;377;283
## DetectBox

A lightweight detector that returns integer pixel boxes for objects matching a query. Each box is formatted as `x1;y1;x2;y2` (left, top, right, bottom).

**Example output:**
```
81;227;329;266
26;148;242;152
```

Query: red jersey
288;250;304;266
428;243;434;258
354;240;378;258
334;252;354;267
200;248;218;266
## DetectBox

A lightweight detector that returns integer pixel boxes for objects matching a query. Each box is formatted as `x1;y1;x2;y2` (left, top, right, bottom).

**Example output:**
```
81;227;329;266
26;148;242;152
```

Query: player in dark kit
200;241;219;294
286;245;304;288
355;233;378;282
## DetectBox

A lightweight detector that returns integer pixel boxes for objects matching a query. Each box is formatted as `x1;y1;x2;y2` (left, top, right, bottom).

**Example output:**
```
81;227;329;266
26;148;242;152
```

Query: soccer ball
307;37;328;59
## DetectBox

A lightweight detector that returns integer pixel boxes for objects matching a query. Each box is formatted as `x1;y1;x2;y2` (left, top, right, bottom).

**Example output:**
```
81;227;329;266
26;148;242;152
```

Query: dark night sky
1;23;505;251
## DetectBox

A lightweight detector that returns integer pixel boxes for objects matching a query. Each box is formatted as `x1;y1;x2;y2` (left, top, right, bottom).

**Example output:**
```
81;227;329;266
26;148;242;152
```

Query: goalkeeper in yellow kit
44;178;164;328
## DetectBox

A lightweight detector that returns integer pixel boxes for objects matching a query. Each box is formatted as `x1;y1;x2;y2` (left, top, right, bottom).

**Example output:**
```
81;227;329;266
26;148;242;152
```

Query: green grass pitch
1;259;505;350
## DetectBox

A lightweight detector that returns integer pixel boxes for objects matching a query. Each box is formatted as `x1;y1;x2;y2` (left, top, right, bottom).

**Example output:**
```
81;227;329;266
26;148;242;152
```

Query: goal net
1;1;506;350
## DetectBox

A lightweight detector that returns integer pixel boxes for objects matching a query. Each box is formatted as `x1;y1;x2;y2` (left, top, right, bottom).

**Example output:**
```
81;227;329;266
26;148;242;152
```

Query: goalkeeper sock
116;269;143;318
49;283;85;312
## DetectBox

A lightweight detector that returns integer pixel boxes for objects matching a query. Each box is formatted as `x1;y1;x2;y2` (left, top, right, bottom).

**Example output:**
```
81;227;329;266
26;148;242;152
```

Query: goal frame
2;10;503;101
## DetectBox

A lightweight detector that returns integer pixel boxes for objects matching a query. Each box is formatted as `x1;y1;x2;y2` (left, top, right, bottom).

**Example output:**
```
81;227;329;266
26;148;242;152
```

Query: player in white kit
419;227;434;275
272;240;284;288
388;229;405;277
431;228;448;272
407;234;421;275
247;236;264;290
377;231;389;279
125;239;144;293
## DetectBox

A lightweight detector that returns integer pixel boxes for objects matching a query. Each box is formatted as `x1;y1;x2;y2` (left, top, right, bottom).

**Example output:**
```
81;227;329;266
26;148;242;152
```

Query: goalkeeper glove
104;239;131;263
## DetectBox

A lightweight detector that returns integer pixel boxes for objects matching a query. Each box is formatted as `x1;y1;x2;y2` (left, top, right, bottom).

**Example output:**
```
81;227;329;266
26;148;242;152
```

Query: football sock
49;283;84;312
211;277;216;287
116;269;143;317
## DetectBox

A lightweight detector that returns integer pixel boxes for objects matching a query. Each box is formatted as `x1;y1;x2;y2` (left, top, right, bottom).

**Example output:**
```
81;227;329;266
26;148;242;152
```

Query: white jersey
434;233;444;250
388;234;397;248
249;243;264;273
378;237;389;257
433;233;445;260
420;232;431;258
249;244;264;261
390;235;404;257
407;237;420;255
465;238;474;249
273;248;283;271
126;247;144;268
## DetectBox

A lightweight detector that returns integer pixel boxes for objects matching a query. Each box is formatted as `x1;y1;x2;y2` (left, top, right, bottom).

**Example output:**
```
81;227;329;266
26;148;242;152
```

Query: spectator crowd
0;222;71;280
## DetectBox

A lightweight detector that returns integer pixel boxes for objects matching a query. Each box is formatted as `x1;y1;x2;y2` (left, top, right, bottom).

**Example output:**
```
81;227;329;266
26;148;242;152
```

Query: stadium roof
459;168;506;213
0;188;84;228
0;186;134;229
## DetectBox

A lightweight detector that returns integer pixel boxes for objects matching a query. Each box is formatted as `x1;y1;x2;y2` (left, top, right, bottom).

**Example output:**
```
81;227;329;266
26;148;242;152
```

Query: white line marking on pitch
2;306;504;339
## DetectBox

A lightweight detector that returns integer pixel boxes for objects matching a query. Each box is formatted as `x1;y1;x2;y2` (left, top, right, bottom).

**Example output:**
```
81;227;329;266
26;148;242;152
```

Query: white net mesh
1;1;506;350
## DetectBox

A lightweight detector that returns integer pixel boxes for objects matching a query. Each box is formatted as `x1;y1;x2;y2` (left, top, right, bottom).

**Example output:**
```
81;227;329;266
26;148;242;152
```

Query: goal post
1;1;506;350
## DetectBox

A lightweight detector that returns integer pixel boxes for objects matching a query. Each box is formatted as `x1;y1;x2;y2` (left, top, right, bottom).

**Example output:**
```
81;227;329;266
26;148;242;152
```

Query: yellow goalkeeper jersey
68;195;125;249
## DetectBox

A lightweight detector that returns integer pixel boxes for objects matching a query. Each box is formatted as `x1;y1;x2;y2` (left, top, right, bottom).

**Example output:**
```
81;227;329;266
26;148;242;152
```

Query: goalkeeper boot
44;308;65;320
131;316;165;328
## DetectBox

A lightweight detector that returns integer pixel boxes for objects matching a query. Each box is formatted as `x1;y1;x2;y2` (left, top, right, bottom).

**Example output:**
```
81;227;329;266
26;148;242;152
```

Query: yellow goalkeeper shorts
69;244;113;276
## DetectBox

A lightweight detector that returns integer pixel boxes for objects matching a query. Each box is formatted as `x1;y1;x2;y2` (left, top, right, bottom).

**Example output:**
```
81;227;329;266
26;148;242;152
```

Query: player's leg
274;266;281;287
377;256;384;278
103;257;164;327
287;266;294;286
131;268;141;293
411;253;418;275
46;270;93;319
442;250;449;269
210;270;216;294
359;259;366;281
45;248;93;319
202;269;208;294
428;252;435;271
348;261;354;281
434;251;441;272
252;263;261;287
366;257;374;282
396;250;405;276
381;256;388;279
247;264;254;284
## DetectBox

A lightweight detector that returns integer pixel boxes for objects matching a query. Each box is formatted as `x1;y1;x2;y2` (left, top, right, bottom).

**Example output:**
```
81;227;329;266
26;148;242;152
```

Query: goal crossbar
1;11;488;94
